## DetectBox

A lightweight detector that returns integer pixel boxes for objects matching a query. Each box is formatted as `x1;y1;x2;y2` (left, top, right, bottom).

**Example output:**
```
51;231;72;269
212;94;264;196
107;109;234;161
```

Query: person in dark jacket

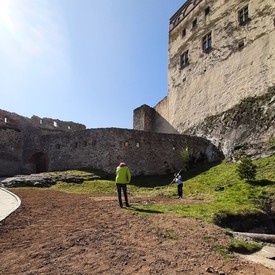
174;175;183;199
115;162;131;208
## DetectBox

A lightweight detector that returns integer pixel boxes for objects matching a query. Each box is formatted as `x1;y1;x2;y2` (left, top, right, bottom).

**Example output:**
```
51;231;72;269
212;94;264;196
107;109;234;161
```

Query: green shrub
236;157;257;182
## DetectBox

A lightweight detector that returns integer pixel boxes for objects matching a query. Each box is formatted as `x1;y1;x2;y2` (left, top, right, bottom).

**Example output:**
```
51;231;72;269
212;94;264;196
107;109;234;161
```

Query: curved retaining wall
0;188;21;221
39;128;222;176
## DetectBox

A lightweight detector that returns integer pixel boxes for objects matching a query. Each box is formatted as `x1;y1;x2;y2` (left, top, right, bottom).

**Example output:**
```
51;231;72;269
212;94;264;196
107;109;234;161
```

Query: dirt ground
1;190;275;275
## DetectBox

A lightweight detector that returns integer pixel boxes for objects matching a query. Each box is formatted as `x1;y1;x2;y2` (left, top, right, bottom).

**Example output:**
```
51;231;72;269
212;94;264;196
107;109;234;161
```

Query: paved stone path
239;246;275;271
0;188;21;222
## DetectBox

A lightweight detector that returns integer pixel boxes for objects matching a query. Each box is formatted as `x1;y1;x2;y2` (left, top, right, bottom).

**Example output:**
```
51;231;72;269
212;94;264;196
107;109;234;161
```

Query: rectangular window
180;50;189;69
192;18;197;29
205;6;210;16
181;28;186;37
238;5;249;25
202;32;212;53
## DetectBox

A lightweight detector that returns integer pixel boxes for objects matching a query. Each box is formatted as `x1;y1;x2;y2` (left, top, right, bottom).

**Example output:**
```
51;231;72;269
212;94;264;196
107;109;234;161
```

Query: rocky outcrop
184;87;275;159
0;173;87;188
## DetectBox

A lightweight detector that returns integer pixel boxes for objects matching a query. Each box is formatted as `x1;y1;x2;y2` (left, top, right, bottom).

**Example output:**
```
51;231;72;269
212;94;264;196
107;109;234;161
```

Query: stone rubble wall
0;109;223;177
0;109;86;132
40;128;222;176
0;109;85;176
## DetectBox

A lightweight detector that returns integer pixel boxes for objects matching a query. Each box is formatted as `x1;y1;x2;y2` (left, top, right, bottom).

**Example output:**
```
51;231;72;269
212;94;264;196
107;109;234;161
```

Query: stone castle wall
40;128;221;176
0;109;85;176
133;0;275;158
167;0;275;132
0;109;222;177
0;109;86;132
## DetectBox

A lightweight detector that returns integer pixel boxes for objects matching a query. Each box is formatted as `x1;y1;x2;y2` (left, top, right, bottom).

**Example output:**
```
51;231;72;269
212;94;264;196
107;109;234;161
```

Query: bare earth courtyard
1;190;275;275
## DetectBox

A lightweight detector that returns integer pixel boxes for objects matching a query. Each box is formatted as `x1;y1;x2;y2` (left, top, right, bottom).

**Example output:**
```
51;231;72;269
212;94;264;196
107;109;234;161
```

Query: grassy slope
51;156;275;223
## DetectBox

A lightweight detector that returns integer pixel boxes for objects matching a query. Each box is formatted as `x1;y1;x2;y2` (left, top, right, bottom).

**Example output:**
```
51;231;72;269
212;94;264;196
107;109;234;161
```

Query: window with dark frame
238;5;249;25
180;50;189;69
202;32;212;53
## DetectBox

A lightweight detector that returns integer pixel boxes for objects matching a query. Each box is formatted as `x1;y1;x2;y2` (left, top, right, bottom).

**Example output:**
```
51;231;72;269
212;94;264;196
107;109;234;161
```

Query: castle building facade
134;0;275;134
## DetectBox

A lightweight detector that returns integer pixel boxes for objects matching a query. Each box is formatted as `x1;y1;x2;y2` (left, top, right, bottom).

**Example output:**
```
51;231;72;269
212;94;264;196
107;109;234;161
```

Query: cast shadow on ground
128;207;163;214
249;179;275;187
131;161;222;188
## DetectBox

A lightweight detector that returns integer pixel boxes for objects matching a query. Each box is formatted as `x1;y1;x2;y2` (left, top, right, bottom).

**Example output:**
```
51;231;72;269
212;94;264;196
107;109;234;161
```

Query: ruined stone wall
154;97;168;122
0;127;23;176
0;110;30;176
159;0;275;132
133;105;154;131
153;97;178;134
0;109;86;176
0;108;223;176
39;128;221;176
133;100;178;134
31;115;86;132
0;109;86;133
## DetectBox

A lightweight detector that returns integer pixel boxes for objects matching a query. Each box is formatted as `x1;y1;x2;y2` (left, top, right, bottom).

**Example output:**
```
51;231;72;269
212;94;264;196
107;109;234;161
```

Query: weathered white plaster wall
166;0;275;132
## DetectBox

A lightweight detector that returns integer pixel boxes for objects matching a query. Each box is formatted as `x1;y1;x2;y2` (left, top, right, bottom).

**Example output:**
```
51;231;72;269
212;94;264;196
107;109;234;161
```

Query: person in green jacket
115;162;131;208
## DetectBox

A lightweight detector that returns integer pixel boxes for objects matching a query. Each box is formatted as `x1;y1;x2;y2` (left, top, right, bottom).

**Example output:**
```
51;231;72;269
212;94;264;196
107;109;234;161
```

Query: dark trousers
177;184;183;198
116;184;129;207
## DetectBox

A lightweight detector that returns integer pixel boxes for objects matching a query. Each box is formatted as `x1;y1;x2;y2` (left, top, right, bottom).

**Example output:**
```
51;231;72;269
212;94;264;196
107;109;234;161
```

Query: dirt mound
0;190;274;275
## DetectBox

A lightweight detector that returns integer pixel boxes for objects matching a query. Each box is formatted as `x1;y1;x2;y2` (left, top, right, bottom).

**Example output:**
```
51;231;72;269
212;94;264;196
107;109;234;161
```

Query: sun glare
0;0;16;33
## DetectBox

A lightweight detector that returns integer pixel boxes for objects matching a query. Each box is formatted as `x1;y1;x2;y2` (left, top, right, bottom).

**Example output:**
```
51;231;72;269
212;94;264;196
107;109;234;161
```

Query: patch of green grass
229;239;263;254
49;155;275;225
213;245;231;258
53;180;116;194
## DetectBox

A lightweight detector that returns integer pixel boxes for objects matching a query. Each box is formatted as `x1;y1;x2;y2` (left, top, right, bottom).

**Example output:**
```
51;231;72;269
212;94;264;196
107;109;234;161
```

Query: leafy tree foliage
236;157;257;182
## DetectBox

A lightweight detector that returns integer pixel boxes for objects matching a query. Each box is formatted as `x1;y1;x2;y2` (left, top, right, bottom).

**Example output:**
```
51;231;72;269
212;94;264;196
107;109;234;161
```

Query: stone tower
134;0;275;134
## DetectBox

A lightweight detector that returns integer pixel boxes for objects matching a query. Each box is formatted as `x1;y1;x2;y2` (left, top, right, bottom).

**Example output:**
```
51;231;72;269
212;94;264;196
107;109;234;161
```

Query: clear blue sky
0;0;184;129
